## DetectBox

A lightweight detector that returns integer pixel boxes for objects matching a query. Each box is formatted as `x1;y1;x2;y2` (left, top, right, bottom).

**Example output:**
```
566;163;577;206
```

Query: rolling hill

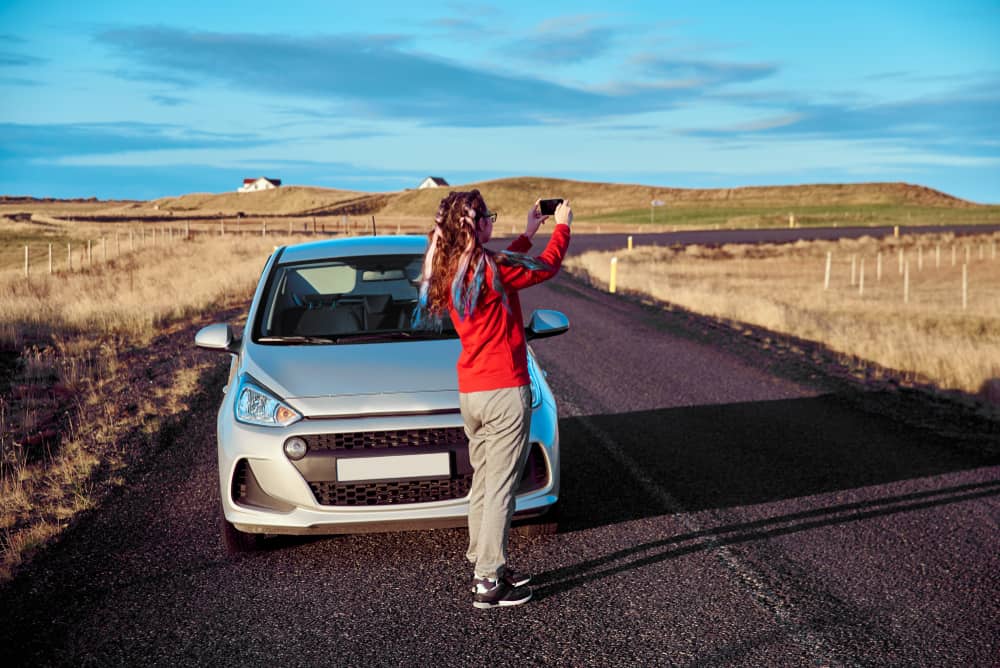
377;177;976;220
4;178;990;228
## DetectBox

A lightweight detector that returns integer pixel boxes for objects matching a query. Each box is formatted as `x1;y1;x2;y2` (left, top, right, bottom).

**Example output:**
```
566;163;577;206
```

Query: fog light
284;437;308;460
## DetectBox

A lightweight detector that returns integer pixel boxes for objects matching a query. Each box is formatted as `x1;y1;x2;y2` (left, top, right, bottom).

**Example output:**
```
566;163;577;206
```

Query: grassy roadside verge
0;231;299;581
0;313;237;580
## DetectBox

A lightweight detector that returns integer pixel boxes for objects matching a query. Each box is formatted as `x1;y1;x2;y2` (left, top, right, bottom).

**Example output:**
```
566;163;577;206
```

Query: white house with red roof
418;176;449;189
238;177;282;193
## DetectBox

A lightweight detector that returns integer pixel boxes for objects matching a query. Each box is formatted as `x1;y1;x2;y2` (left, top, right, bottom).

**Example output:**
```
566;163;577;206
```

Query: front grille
303;427;467;451
310;474;473;506
307;443;548;507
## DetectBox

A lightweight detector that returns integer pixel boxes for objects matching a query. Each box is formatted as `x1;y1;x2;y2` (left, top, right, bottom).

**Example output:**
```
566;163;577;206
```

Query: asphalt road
3;235;999;666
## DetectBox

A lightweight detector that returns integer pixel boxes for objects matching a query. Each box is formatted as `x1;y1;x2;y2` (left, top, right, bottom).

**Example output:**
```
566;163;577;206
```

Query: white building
238;177;282;193
418;176;449;189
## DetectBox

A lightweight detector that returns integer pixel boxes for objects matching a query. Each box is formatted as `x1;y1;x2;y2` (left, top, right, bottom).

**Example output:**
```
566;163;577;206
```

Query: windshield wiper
331;330;457;343
257;335;336;344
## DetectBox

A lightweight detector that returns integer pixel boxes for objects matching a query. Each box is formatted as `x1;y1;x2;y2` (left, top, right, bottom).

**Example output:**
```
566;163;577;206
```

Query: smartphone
539;198;563;216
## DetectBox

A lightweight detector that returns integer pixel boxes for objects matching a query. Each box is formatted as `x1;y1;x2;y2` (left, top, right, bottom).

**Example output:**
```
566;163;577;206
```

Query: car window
255;254;455;341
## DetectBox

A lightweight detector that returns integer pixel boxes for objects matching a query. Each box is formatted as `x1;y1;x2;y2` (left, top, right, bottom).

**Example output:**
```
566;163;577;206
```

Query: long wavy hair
412;190;550;329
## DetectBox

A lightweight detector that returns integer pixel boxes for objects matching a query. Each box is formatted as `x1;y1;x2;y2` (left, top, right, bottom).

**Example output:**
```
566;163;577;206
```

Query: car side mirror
526;309;569;340
195;323;241;354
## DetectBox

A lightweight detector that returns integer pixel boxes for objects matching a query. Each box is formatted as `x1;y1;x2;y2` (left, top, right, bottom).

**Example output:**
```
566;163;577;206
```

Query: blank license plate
336;452;451;482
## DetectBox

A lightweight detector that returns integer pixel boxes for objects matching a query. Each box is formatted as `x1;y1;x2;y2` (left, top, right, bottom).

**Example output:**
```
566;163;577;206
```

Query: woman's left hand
525;200;548;238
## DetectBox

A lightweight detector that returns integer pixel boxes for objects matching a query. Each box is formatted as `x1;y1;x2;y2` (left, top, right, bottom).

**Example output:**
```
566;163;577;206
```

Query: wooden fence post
962;264;968;309
824;252;831;290
876;252;882;281
903;261;910;304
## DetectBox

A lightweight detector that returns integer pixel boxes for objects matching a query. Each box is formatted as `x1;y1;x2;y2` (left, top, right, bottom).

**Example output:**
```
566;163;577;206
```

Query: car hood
242;338;462;418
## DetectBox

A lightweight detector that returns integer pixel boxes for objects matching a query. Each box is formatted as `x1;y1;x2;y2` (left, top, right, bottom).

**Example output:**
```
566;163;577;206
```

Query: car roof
278;234;428;264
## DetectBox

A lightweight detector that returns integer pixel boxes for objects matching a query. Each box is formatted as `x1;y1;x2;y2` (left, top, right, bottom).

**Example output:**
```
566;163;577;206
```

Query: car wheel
513;502;560;536
220;514;262;555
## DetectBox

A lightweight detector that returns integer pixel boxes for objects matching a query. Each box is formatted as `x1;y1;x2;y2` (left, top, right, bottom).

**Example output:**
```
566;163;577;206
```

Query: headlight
528;357;543;409
235;377;302;427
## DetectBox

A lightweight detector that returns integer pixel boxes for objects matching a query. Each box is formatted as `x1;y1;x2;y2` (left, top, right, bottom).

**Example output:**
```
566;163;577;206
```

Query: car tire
221;514;262;555
513;502;560;536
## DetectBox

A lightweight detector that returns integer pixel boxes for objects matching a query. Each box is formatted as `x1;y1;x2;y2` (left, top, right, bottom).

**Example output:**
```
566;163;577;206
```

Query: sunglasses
481;211;497;224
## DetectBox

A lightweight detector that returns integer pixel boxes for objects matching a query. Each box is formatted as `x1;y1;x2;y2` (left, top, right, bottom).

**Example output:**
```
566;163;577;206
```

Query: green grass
579;204;1000;228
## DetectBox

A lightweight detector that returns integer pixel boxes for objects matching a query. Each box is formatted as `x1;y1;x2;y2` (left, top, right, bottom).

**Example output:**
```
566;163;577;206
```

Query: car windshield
254;253;456;343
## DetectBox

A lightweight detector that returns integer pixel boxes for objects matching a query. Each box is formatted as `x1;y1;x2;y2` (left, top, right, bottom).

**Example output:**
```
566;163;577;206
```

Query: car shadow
531;476;1000;602
555;392;999;533
528;391;999;602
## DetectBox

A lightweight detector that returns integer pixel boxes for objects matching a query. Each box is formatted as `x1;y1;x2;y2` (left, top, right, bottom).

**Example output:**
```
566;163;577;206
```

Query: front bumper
217;398;560;535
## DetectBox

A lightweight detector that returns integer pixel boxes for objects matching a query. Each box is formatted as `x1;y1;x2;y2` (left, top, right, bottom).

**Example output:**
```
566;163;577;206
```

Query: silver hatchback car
195;235;568;553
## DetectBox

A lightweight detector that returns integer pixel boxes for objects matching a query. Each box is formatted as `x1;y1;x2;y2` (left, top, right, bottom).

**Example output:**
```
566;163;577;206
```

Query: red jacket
449;224;571;393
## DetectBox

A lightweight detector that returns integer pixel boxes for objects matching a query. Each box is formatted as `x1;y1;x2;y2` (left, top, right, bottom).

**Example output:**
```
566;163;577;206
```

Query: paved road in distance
542;223;1000;255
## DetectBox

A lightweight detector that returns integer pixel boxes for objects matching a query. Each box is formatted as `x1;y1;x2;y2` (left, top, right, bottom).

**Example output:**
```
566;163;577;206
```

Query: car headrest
297;308;360;335
364;294;393;314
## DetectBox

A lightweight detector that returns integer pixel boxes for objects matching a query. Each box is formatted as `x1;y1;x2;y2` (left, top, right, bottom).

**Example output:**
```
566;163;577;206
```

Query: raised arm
498;200;572;291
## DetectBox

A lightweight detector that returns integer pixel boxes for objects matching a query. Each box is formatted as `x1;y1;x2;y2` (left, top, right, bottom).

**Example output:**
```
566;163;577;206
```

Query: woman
414;189;572;609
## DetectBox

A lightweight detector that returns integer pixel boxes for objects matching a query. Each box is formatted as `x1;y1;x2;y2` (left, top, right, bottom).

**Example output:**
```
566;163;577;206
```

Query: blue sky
1;1;998;202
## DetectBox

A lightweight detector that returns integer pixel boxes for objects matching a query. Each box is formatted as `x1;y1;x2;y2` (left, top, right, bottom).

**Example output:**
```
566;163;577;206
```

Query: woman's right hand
555;200;573;227
525;200;547;239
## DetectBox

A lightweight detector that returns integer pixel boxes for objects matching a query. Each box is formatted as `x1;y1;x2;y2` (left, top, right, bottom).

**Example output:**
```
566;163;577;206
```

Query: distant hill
378;177;975;219
2;179;980;222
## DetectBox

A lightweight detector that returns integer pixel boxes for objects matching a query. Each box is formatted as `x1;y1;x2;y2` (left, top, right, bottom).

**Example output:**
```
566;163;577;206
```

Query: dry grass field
0;224;311;580
566;231;1000;397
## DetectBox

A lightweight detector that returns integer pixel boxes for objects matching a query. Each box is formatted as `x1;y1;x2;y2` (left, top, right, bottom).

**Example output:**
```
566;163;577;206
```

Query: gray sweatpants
460;384;532;580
